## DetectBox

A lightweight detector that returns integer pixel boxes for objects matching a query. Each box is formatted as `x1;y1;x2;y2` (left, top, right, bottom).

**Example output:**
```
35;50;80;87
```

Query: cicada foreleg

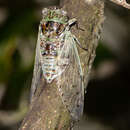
73;35;88;51
68;18;85;31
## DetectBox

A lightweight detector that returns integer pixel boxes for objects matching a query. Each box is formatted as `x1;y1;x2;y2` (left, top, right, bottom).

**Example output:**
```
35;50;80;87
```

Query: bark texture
19;0;104;129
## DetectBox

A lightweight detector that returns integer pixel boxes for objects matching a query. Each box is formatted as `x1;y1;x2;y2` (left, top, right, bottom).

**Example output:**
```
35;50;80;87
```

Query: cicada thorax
41;21;66;37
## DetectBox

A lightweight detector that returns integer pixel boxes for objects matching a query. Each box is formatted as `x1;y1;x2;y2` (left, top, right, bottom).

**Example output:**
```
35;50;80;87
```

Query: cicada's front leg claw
110;0;130;9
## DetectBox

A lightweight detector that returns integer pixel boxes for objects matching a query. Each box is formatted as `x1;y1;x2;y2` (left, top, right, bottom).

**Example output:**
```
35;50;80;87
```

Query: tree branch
19;0;104;129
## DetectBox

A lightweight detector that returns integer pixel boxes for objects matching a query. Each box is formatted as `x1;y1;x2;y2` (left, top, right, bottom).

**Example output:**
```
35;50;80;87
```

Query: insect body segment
40;39;66;83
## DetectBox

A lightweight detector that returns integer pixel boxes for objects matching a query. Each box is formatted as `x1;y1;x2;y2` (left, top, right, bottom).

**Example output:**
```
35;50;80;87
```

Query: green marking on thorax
44;18;67;24
43;10;68;24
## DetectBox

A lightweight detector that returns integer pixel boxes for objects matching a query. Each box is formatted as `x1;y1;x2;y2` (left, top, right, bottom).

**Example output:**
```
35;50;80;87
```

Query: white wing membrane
57;31;84;121
30;30;42;101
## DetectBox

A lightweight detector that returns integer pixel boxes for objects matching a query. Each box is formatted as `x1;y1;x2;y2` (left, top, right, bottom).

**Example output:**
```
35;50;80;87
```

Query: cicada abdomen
31;7;85;121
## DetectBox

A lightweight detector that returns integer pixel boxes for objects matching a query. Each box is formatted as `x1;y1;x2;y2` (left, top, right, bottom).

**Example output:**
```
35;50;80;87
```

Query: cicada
31;7;87;121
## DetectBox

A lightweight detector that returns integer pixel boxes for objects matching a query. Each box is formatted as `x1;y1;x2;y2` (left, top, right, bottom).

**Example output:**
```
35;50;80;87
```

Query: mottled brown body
39;9;69;83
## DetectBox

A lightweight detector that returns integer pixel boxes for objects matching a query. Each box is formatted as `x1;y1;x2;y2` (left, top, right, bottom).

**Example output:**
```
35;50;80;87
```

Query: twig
109;0;130;9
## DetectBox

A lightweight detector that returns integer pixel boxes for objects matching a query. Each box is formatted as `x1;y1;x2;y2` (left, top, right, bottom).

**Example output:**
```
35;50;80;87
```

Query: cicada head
42;8;68;24
40;8;69;37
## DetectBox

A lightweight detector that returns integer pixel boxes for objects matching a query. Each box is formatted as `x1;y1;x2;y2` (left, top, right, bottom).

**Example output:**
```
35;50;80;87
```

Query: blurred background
0;0;130;130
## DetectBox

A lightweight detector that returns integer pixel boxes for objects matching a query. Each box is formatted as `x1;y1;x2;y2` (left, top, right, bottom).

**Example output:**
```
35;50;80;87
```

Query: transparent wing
30;29;42;102
57;31;84;121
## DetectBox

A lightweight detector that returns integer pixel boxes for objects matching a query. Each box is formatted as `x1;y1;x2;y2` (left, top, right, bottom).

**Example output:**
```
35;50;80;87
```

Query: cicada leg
71;36;85;93
73;35;88;51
